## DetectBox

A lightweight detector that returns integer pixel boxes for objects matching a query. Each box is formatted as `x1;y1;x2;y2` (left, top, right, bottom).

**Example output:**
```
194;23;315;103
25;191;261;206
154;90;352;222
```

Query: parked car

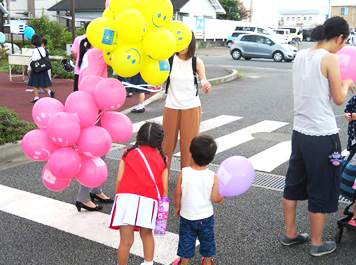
230;33;298;62
234;24;288;44
226;31;252;48
273;28;292;43
302;28;313;42
279;26;303;42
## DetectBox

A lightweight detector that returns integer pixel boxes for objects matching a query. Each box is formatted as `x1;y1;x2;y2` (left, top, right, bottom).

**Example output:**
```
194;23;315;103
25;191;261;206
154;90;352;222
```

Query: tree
218;0;250;21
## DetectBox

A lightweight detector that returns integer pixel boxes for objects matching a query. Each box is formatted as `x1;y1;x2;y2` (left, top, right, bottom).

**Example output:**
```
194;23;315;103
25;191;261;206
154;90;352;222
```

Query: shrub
51;60;74;79
0;107;37;145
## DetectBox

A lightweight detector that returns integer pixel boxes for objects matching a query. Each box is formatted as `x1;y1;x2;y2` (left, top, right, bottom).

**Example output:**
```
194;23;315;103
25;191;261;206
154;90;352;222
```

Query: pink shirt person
78;48;108;86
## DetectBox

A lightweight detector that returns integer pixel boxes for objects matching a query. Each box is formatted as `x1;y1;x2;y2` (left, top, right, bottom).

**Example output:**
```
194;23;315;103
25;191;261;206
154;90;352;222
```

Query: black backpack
165;55;198;96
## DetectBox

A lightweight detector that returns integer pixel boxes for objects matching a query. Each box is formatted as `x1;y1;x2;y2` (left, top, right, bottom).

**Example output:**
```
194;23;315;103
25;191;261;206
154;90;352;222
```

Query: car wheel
306;36;311;42
273;51;284;62
227;41;232;48
231;49;242;60
244;57;251;60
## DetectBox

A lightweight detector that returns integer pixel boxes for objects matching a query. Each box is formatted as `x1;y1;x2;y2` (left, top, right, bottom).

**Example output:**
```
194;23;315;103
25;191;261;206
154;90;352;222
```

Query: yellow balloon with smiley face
164;21;192;52
86;17;118;52
103;51;113;66
140;56;170;85
114;9;146;44
143;29;176;61
139;0;173;30
111;43;143;77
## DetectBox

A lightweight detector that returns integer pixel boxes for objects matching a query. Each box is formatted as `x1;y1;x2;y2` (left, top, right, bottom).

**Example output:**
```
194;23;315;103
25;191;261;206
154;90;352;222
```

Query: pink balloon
336;47;356;81
22;129;58;161
48;147;82;179
78;75;104;97
77;126;112;158
65;91;99;128
105;0;110;8
42;163;73;192
94;78;126;110
76;156;108;188
47;112;81;147
217;156;255;197
101;111;133;142
32;98;65;129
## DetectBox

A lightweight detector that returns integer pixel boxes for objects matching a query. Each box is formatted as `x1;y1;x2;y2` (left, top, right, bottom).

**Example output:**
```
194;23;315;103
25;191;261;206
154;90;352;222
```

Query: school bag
30;47;52;74
165;55;198;96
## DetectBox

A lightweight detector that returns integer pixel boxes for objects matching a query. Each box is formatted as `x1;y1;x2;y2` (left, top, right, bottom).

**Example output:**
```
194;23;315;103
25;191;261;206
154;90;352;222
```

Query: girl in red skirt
109;122;168;265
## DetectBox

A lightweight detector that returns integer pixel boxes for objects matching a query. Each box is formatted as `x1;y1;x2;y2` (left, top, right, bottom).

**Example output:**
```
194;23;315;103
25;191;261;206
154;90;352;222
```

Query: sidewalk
0;65;232;123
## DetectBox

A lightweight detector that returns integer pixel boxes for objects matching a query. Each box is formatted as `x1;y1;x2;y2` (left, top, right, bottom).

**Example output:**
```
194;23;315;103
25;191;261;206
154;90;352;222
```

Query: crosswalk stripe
248;141;291;172
175;120;288;157
0;184;180;265
132;116;163;133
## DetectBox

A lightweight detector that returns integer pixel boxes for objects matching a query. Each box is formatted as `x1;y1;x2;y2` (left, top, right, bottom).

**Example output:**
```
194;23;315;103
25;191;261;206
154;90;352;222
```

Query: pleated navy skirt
28;70;52;88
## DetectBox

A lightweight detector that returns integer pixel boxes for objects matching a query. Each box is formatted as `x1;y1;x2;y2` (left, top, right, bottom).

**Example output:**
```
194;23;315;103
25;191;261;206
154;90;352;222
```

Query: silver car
230;33;298;62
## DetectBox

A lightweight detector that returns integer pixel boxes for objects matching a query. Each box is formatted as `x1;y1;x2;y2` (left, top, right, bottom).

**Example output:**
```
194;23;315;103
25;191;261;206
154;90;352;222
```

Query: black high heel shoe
75;201;103;212
90;193;114;203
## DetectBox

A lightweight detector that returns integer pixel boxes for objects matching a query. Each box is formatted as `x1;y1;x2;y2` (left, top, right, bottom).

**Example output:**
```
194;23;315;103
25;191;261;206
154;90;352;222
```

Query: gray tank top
293;48;338;136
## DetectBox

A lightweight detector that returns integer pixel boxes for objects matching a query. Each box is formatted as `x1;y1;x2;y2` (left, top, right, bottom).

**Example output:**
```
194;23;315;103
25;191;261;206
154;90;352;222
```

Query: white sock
47;90;51;95
137;103;144;109
141;261;153;265
34;96;39;100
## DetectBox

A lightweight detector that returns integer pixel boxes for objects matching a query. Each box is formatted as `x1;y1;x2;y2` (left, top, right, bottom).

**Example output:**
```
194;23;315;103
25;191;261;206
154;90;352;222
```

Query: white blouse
28;47;47;71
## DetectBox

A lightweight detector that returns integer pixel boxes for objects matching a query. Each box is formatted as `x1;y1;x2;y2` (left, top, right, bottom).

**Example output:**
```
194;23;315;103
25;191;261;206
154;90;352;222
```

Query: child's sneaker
173;258;181;265
348;217;356;226
280;233;309;246
310;241;336;257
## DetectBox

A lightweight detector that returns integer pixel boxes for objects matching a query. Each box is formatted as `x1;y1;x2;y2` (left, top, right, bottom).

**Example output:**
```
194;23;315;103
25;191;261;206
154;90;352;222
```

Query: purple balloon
217;156;255;197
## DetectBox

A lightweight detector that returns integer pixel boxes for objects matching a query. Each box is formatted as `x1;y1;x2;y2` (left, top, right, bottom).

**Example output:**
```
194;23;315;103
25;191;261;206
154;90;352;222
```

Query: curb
0;69;239;163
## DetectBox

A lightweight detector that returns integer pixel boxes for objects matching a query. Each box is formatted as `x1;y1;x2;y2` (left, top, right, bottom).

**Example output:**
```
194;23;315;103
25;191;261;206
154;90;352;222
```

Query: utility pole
250;0;253;22
71;0;76;42
6;0;9;23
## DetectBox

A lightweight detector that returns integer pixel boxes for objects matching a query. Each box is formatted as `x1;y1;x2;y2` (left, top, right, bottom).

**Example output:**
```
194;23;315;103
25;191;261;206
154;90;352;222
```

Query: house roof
171;0;190;11
48;0;106;12
172;0;225;14
0;3;9;15
281;9;323;15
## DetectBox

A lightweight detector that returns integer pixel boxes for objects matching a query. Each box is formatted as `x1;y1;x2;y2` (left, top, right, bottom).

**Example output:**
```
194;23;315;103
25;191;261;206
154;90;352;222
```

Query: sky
279;0;356;11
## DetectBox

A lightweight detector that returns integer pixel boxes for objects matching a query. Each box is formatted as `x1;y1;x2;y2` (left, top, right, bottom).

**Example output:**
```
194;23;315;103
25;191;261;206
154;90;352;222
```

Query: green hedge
0;107;37;145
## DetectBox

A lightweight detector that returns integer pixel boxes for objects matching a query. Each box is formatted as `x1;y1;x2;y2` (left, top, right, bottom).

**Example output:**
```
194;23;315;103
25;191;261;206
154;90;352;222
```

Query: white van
234;22;288;44
273;28;292;43
279;26;303;42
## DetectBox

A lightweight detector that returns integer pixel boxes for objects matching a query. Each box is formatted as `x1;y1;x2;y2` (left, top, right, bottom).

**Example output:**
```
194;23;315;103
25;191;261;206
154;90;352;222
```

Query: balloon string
96;110;106;124
122;82;163;93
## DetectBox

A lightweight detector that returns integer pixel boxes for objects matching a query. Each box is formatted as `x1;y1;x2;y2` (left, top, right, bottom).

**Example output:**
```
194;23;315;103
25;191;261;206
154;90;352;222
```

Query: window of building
287;17;290;21
309;17;312;21
297;17;301;21
341;7;349;15
292;17;295;21
304;17;306;21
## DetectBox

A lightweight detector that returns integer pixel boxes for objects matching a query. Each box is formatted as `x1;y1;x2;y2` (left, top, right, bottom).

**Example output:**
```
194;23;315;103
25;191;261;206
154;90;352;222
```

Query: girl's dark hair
31;34;42;46
311;16;350;42
175;31;196;60
78;37;92;68
123;122;167;167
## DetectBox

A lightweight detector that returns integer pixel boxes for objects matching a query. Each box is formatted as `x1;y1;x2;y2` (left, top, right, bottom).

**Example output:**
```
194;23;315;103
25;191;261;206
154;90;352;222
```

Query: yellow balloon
111;43;144;77
114;9;146;44
143;29;176;61
103;8;115;20
86;17;118;52
141;56;170;85
164;21;192;52
103;51;113;66
139;0;173;30
110;0;139;17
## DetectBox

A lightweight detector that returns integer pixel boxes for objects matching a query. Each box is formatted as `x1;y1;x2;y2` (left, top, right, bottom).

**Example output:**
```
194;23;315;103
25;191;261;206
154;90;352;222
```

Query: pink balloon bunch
336;47;356;81
22;75;134;192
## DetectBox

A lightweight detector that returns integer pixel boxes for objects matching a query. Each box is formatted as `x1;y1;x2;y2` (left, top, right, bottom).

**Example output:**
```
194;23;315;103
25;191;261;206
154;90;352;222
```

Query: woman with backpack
162;32;211;175
27;34;55;103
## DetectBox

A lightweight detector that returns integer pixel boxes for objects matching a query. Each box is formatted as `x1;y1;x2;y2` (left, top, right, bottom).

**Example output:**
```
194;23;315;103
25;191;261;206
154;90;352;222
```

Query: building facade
280;9;327;27
331;5;356;29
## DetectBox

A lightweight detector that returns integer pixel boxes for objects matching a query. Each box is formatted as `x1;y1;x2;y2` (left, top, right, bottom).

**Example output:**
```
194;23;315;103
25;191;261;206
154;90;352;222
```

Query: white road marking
0;184;183;265
132;116;163;133
249;141;291;172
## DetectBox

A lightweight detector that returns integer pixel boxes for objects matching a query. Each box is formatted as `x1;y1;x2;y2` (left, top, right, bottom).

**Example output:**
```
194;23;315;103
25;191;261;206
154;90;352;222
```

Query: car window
235;26;244;31
265;38;273;45
289;28;296;33
232;33;239;37
257;28;269;35
241;35;256;42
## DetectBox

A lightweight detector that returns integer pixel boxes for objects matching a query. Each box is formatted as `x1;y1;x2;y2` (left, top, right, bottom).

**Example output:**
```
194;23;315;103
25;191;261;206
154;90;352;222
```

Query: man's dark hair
31;34;42;46
190;135;217;166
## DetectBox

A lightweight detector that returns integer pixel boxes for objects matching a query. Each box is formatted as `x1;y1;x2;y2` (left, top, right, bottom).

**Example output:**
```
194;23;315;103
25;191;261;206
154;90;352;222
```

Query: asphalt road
1;42;356;265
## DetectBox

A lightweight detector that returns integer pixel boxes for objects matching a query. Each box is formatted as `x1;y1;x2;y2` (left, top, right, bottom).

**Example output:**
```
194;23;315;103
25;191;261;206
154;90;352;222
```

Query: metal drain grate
106;149;351;204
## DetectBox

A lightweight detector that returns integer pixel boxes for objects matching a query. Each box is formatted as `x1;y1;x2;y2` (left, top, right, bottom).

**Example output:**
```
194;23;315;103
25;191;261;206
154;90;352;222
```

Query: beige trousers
162;106;202;175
